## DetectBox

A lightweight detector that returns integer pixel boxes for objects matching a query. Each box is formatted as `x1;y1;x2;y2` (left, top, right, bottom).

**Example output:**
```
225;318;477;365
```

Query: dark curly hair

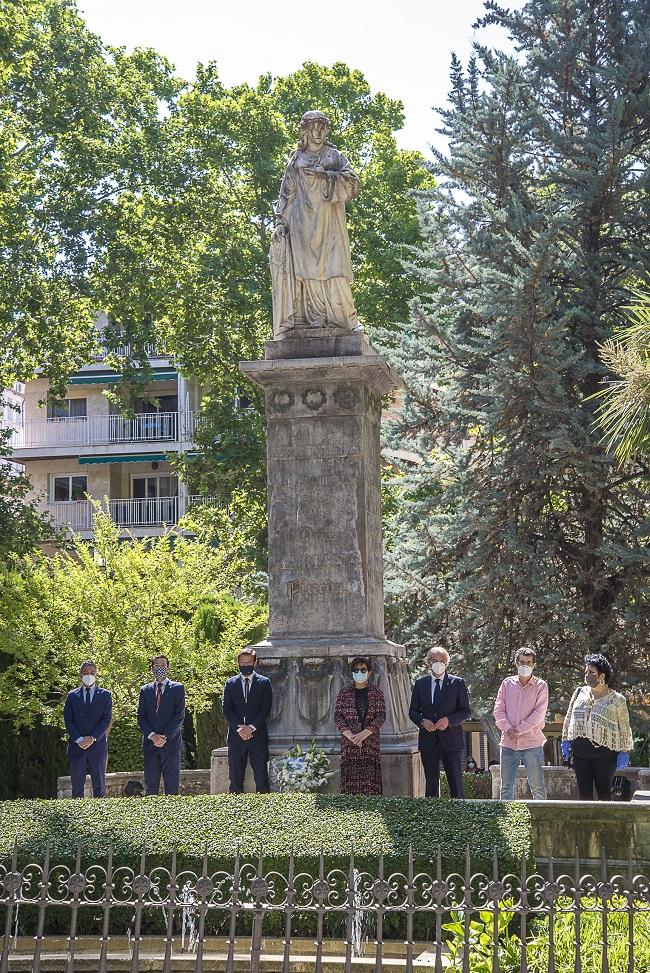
584;653;613;684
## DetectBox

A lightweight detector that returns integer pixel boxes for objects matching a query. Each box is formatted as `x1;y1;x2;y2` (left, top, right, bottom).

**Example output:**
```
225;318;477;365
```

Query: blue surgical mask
239;665;254;677
352;671;368;683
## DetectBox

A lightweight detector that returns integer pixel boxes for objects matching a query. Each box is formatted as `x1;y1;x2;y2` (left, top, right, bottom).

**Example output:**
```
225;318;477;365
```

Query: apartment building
4;324;213;540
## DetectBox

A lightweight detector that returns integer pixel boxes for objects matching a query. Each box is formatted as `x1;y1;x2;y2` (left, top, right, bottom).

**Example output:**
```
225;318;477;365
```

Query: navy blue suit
409;673;471;798
63;686;112;798
137;680;185;795
222;672;272;793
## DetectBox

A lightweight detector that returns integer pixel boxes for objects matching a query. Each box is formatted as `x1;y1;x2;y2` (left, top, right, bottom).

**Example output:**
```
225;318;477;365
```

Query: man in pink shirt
493;647;548;800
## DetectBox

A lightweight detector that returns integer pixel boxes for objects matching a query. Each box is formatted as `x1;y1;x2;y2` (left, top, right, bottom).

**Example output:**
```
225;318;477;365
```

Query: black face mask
239;665;254;677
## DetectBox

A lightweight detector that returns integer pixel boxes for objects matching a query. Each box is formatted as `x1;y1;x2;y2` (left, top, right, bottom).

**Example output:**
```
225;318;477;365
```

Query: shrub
0;794;530;875
525;896;650;973
106;718;142;773
440;771;492;800
0;795;531;940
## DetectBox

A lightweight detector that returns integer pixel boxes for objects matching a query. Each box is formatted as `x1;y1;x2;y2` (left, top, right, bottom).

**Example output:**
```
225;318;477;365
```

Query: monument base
210;745;424;797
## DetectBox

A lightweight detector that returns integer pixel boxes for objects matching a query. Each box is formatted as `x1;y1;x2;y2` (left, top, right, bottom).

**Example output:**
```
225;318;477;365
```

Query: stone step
5;938;447;970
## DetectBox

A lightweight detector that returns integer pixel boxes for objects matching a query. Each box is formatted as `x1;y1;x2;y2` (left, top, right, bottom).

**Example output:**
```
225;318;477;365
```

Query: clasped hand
422;717;450;732
344;729;371;748
151;733;167;748
77;736;95;750
237;725;254;741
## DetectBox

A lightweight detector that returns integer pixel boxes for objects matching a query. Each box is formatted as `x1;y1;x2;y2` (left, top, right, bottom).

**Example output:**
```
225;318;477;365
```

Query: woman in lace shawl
270;110;362;336
561;653;633;801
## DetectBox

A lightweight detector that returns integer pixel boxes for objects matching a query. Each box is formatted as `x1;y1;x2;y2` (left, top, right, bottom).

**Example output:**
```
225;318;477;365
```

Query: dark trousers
228;736;270;793
420;744;464;798
572;738;617;801
143;739;181;796
68;739;107;798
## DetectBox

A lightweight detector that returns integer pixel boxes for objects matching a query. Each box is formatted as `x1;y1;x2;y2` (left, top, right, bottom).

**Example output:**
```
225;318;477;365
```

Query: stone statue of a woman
270;110;362;337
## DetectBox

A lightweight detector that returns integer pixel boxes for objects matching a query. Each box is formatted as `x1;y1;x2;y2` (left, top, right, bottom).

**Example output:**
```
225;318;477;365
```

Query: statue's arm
326;151;359;203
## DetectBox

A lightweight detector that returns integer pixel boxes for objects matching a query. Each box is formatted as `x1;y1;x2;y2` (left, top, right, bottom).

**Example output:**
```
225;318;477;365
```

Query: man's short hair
514;646;537;664
151;654;170;667
79;660;97;673
426;646;450;664
238;648;258;662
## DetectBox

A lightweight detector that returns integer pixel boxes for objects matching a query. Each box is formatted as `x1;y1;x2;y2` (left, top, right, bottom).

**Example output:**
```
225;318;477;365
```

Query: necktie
156;683;162;713
433;678;442;709
244;678;249;703
84;689;90;708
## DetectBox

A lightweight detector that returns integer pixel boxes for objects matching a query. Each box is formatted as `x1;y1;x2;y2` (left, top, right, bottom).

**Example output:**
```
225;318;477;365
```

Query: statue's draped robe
271;144;359;335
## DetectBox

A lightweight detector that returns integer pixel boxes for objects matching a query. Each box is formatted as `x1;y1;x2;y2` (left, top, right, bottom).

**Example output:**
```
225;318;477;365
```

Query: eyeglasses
352;668;368;673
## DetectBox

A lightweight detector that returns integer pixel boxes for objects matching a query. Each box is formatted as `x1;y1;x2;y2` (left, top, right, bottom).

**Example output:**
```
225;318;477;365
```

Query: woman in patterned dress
561;653;633;801
334;657;386;796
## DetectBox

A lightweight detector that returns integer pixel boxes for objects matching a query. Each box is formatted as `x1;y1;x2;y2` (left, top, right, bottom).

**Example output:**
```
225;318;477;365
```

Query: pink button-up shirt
493;675;548;751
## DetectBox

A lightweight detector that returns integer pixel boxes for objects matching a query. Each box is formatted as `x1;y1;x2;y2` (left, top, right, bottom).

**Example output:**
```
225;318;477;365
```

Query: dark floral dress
334;684;386;795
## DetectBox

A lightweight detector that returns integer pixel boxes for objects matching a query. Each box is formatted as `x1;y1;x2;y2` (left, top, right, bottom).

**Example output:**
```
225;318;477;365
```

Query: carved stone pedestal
210;332;422;796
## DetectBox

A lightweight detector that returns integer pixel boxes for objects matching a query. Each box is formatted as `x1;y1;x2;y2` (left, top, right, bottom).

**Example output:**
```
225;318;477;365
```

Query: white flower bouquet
270;741;334;793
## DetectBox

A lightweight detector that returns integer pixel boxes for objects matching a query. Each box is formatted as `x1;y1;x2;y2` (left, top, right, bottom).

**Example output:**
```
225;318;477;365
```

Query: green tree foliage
0;430;55;557
0;0;178;396
0;510;267;728
382;0;650;716
595;286;650;463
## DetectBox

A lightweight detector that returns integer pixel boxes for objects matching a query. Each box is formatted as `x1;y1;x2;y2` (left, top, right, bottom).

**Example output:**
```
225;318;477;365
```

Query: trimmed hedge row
0;794;531;874
0;795;531;940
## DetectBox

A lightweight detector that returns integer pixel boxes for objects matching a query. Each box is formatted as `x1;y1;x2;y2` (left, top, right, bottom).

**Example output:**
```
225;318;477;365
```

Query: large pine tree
383;0;650;718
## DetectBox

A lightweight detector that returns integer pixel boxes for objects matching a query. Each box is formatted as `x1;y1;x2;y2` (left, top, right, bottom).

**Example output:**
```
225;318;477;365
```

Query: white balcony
44;495;217;532
5;412;195;452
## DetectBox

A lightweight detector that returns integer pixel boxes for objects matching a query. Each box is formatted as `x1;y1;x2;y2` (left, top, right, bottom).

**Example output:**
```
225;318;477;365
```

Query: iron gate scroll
1;843;649;973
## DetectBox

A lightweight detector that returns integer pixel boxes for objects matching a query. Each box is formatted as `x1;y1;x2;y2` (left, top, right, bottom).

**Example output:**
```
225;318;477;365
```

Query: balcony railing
44;495;217;531
5;412;195;449
95;341;162;360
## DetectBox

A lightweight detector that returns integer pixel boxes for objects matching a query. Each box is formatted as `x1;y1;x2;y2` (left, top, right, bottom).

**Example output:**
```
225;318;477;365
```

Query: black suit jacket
63;686;112;745
409;673;471;752
137;680;186;752
222;673;272;744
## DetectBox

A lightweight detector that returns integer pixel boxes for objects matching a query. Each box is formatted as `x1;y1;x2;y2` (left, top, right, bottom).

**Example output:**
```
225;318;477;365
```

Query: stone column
210;331;422;796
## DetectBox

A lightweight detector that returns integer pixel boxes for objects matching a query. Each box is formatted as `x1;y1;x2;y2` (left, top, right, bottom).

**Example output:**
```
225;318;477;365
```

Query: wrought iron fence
1;843;648;973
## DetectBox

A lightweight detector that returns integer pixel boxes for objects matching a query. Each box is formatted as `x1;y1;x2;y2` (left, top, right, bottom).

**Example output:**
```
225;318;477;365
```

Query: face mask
517;664;533;678
153;665;168;681
431;662;446;677
81;674;96;687
239;665;254;677
585;673;599;688
352;671;368;683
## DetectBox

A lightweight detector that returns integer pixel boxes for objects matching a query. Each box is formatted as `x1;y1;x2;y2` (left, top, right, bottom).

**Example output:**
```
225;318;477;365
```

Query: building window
51;475;88;502
133;395;178;415
131;475;178;499
47;398;87;419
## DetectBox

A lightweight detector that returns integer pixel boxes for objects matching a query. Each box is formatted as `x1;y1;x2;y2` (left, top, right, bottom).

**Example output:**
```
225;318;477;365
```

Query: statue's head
298;110;331;149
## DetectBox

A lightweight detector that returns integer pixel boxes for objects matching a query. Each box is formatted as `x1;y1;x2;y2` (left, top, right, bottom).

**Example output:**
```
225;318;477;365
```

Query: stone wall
56;769;210;798
527;800;650;869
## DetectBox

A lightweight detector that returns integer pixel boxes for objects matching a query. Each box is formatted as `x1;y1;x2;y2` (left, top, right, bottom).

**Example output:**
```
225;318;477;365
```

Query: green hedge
441;771;492;799
0;722;67;799
0;796;530;940
0;794;530;874
106;718;143;773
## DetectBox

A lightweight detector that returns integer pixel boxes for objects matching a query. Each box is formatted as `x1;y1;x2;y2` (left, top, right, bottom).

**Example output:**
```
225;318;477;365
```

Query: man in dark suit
137;654;186;796
222;648;272;793
409;646;471;798
63;660;112;798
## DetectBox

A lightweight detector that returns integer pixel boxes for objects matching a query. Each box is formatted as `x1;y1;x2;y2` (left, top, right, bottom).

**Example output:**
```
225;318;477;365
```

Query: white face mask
81;674;96;687
431;661;446;677
517;664;533;678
